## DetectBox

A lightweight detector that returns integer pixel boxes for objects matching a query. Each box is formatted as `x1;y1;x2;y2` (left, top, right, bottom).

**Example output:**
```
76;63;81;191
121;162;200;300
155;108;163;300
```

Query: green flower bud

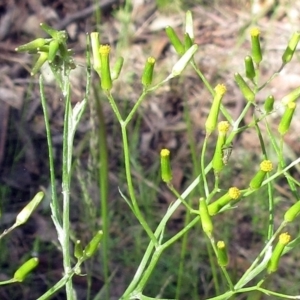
199;197;213;236
284;200;300;223
48;40;60;63
84;230;103;258
250;27;262;64
40;23;60;39
13;257;39;282
281;86;300;105
31;51;49;76
282;31;300;64
142;57;155;87
15;191;44;226
217;241;229;267
15;38;48;52
212;121;230;173
160;149;172;183
278;102;296;135
90;32;101;74
205;85;227;135
267;232;291;274
99;45;112;91
234;73;255;103
184;33;193;51
264;95;275;113
165;26;185;55
171;44;198;77
185;10;194;42
249;160;273;190
111;57;124;81
208;187;241;216
244;56;256;79
74;240;83;259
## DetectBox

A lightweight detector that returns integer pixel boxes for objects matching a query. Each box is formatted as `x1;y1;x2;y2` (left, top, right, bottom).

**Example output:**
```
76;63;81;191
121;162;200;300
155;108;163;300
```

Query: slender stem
120;124;157;245
39;76;60;223
134;216;200;294
61;83;74;299
120;173;204;299
201;136;209;197
95;91;110;299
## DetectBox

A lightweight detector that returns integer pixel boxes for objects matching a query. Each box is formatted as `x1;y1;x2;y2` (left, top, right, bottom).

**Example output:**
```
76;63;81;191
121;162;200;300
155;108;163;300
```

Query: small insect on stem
222;143;233;165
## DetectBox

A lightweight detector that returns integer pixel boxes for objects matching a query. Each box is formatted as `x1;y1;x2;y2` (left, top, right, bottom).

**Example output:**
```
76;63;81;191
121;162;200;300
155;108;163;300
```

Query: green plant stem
94;90;110;300
234;222;286;290
254;120;274;238
105;92;157;245
61;83;74;299
39;76;60;223
120;172;204;299
120;124;157;244
134;215;201;295
200;136;209;197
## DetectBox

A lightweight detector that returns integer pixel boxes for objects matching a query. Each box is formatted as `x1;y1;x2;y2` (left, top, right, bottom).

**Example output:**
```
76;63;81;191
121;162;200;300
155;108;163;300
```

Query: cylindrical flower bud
264;95;275;113
212;121;230;173
217;241;229;267
199;197;213;236
111;57;124;81
40;23;61;39
185;10;194;42
84;230;103;258
208;187;241;216
234;73;255;103
165;26;185;55
249;160;273;190
15;191;44;226
48;39;60;63
284;200;300;223
184;33;193;51
74;240;83;259
160;149;172;183
171;44;198;77
13;257;39;282
205;85;227;135
282;31;300;64
15;38;48;52
250;27;262;64
244;56;256;79
281;86;300;105
267;232;291;274
99;45;112;91
90;32;101;73
30;51;49;76
278;102;296;135
142;57;156;87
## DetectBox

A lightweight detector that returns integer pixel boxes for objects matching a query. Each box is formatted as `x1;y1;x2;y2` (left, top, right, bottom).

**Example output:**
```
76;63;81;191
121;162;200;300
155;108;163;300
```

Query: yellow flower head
228;187;240;200
260;160;273;172
250;27;260;37
218;121;230;134
99;45;111;56
160;149;170;157
215;84;227;96
279;232;291;245
217;241;225;249
287;102;296;109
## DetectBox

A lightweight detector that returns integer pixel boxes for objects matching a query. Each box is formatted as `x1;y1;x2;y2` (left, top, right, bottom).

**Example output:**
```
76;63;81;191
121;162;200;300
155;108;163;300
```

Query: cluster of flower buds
15;23;74;75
